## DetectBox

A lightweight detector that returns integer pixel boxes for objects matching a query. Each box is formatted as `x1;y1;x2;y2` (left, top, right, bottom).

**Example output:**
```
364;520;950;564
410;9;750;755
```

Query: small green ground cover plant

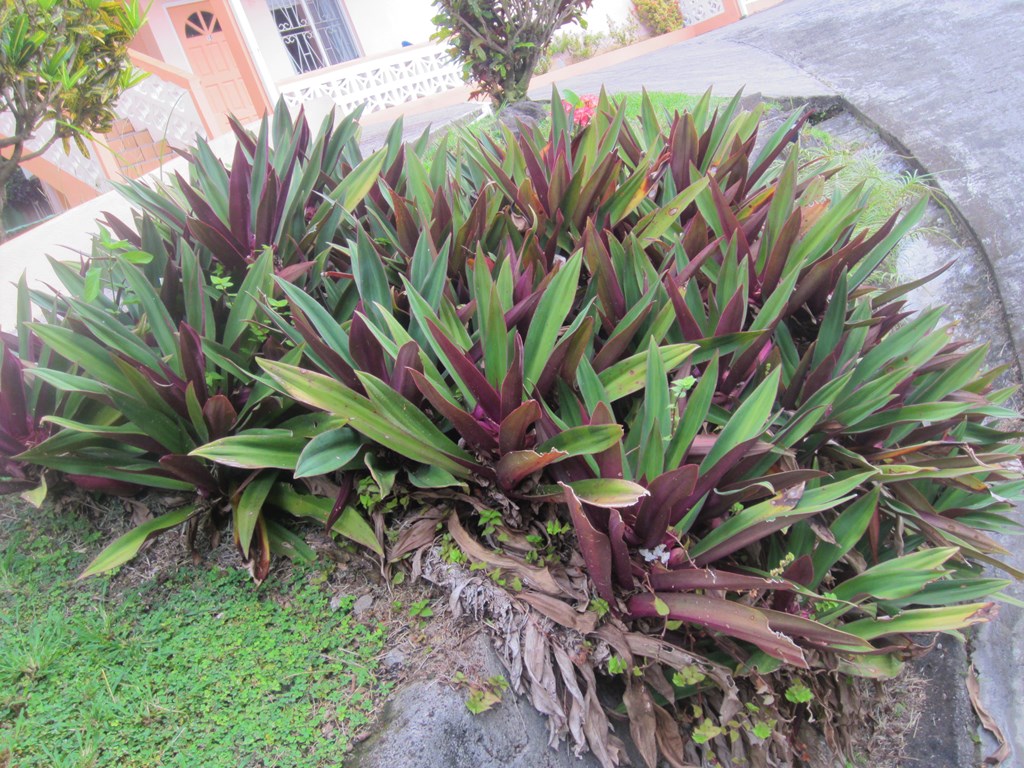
0;498;390;767
2;89;1022;766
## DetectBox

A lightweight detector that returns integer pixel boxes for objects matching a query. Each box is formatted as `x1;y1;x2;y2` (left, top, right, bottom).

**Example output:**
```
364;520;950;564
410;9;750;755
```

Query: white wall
148;0;193;71
580;0;635;35
344;0;437;57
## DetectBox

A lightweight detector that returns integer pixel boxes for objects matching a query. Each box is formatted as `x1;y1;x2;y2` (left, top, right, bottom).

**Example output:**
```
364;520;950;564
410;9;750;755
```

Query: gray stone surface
720;0;1024;378
903;636;979;768
347;634;604;768
528;33;832;101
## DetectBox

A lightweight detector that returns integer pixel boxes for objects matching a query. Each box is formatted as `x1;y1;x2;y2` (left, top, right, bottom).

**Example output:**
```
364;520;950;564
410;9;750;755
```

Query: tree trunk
0;176;9;244
0;158;18;245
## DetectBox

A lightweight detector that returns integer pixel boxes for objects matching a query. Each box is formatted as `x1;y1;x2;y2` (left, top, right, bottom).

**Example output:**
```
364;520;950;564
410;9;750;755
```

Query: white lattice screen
278;43;463;114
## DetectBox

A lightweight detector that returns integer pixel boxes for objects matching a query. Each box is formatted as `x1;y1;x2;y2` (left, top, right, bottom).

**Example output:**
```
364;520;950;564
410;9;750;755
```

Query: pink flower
563;94;599;127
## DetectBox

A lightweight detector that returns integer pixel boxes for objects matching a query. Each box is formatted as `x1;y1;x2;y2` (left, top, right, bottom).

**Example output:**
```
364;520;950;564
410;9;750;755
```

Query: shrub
431;0;593;105
0;0;147;236
3;92;1022;766
607;13;642;48
633;0;684;34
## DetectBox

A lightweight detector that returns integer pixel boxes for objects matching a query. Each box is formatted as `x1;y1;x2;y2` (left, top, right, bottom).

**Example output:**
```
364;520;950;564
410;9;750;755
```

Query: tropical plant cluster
1;92;1021;766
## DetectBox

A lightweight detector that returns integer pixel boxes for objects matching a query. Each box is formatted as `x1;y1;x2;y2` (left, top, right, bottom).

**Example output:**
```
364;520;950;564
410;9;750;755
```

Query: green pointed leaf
294;427;363;478
267;485;383;556
191;430;305;469
524;252;583;388
234;471;278;557
535;424;623;457
80;505;197;578
599;344;697;402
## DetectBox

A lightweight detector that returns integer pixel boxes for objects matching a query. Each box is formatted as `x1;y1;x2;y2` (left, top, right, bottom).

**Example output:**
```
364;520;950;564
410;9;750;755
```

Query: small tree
432;0;593;106
0;0;146;238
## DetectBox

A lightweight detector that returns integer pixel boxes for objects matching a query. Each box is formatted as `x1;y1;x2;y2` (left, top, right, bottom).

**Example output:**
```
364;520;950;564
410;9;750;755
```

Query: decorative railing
124;51;220;142
117;70;206;149
277;42;464;114
680;0;727;24
0;113;108;193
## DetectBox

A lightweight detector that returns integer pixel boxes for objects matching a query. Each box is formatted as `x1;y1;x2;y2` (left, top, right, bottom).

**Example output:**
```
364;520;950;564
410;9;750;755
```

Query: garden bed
2;92;1020;768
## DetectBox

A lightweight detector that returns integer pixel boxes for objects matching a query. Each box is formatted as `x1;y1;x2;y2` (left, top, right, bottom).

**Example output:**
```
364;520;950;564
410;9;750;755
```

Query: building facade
10;0;739;219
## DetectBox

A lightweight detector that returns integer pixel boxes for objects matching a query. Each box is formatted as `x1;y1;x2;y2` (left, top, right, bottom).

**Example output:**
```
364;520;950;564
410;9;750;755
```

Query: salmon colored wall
129;22;162;59
20;158;100;208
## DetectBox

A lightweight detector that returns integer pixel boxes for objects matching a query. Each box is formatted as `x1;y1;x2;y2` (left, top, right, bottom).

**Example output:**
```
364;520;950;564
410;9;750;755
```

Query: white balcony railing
681;0;727;24
277;42;464;115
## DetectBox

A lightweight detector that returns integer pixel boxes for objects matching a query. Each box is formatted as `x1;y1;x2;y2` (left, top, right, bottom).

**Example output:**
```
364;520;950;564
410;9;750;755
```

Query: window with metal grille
266;0;360;73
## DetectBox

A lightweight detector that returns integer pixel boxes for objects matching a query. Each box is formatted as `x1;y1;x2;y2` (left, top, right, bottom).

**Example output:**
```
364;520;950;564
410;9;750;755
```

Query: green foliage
462;674;509;714
632;0;683;34
803;124;940;286
408;598;434;618
3;89;1023;765
431;0;593;104
784;682;814;704
607;14;642;48
0;499;390;767
0;0;146;229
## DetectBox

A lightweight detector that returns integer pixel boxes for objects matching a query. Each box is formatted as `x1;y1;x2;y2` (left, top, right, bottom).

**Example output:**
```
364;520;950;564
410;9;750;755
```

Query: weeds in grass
0;501;391;768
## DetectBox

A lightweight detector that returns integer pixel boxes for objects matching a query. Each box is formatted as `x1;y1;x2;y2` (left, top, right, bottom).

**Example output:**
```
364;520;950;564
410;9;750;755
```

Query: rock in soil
347;633;603;768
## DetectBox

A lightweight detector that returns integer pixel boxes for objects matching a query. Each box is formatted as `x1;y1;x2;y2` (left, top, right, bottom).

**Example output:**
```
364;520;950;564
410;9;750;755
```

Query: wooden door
168;2;259;124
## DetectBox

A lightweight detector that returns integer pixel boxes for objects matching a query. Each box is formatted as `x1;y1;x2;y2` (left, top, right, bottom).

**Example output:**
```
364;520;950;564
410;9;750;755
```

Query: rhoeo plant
3;91;1021;766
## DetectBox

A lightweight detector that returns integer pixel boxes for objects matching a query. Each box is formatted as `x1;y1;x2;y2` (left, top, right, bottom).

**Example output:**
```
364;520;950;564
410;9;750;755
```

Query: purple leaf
228;142;252;245
428;320;501;419
202;394;237;440
498;400;541;455
159;454;220;494
178;322;208;405
496;449;567;491
410;369;496;454
562;483;616;604
628;593;808;668
500;334;524;419
650;567;795;593
634;465;699;549
390;342;424;405
349;311;389;383
608;509;634;590
326;473;353;532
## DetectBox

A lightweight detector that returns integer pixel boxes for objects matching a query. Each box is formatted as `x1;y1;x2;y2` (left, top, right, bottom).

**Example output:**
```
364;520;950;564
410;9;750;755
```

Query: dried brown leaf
448;514;566;596
623;680;659;768
967;663;1011;765
520;591;599;634
653;704;697;768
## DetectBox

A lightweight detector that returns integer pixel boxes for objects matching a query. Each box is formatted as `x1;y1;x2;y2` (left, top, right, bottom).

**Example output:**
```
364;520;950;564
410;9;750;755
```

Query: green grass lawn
0;500;391;768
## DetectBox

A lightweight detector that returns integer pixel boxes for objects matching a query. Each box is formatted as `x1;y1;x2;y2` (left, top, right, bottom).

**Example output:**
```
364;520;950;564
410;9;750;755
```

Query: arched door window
184;10;222;38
